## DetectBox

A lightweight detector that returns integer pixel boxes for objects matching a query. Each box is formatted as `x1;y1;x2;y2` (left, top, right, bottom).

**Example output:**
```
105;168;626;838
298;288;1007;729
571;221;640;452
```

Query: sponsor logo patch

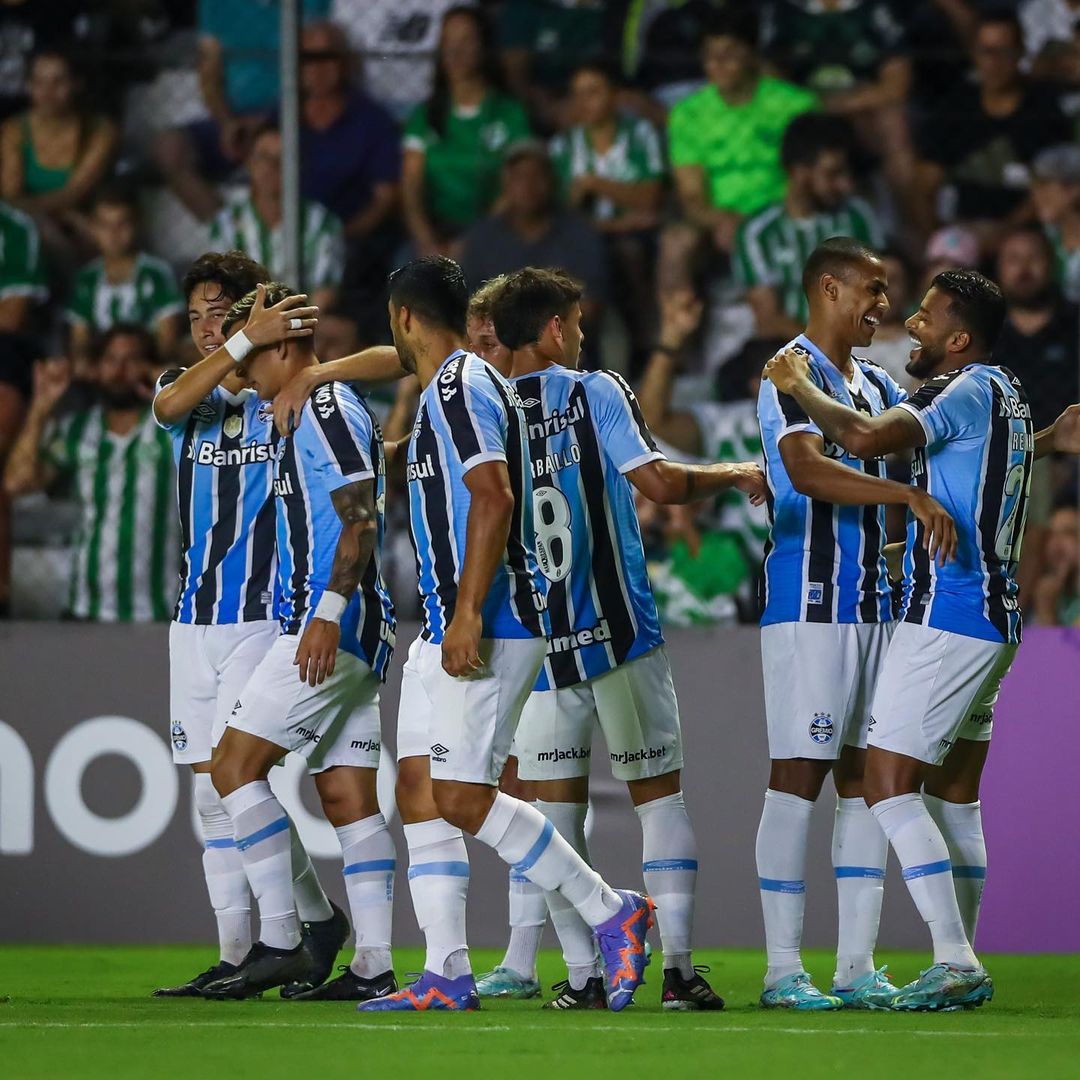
430;743;449;762
610;746;667;765
536;745;591;764
170;721;188;752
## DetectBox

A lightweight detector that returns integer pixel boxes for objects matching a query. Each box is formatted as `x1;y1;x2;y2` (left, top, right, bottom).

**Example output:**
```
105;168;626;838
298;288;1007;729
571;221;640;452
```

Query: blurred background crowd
1;0;1078;628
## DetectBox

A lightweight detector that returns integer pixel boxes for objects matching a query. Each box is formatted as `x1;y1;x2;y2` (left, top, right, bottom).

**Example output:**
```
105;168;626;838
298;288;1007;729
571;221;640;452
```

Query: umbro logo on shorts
430;743;449;762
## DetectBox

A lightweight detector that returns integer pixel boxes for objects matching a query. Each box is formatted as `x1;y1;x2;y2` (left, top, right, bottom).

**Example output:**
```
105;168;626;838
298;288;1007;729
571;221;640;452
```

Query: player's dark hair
931;269;1006;351
780;113;855;172
388;256;469;335
222;281;292;337
183;251;271;308
428;6;504;139
489;267;583;350
802;236;881;296
701;8;759;49
94;321;158;366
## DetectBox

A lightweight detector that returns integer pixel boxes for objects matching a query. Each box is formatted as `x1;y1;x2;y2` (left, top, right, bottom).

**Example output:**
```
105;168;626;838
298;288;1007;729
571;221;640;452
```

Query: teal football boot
475;966;542;999
831;966;900;1010
890;964;992;1011
760;972;844;1010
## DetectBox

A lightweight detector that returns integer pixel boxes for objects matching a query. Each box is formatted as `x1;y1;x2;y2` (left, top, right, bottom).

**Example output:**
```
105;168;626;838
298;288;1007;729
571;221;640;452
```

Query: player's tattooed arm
327;478;379;599
272;347;408;437
1036;403;1080;459
294;478;378;687
763;347;924;459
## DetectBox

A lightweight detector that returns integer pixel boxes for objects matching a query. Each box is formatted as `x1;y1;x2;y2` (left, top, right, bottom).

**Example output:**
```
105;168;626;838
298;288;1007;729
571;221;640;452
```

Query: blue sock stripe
204;838;236;850
512;818;555;876
509;870;532;883
834;866;886;880
407;860;470;880
343;859;396;876
642;859;699;872
901;859;952;881
235;815;289;852
951;865;987;880
758;877;806;894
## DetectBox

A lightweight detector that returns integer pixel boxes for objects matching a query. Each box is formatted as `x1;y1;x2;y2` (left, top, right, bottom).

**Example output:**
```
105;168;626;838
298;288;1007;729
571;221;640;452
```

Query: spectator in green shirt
402;6;531;258
0;199;47;334
733;112;883;340
67;185;184;364
660;9;817;294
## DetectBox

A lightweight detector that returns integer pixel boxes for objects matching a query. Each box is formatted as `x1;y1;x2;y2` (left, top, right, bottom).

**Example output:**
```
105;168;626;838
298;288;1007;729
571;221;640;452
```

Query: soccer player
764;269;1080;1009
357;256;652;1014
201;283;398;1001
476;268;765;1010
150;254;346;998
754;237;957;1010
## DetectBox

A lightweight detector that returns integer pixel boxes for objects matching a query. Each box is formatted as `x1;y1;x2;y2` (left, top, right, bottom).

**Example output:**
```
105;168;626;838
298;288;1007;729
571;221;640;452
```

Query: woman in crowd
401;6;530;258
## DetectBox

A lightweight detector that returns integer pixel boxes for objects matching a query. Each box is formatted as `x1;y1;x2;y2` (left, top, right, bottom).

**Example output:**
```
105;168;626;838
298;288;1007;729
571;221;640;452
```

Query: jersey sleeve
733;213;777;289
66;270;94;325
666;98;699;169
302;383;376;492
632;118;664;181
586;370;666;474
0;211;47;301
434;360;509;473
762;359;827;443
402;103;429;154
152;368;219;431
896;369;984;449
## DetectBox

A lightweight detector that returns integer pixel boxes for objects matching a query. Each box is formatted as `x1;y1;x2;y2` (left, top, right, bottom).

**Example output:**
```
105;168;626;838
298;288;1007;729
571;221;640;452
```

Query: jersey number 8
533;485;573;583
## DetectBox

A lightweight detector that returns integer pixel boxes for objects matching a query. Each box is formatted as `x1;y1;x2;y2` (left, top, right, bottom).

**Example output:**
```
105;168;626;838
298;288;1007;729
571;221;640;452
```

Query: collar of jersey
795;333;857;389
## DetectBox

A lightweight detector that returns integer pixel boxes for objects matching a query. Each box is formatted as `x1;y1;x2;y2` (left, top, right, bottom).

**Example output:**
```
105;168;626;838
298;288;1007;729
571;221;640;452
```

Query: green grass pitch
1;947;1078;1080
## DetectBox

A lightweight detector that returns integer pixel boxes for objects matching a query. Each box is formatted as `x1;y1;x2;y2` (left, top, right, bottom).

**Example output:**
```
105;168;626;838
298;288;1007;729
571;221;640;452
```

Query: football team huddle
148;240;1080;1015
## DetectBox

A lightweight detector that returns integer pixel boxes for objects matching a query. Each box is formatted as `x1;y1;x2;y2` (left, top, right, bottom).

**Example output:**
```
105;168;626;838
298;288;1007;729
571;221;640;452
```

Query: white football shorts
227;633;383;773
395;634;546;785
514;646;683;782
761;621;892;761
168;620;279;765
868;622;1017;765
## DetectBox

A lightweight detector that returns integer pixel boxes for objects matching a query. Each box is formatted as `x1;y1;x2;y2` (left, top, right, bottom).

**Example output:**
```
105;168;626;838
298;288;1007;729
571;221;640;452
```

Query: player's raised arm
1035;403;1080;459
441;460;515;678
765;346;924;459
272;346;408;437
153;284;317;426
294;477;379;688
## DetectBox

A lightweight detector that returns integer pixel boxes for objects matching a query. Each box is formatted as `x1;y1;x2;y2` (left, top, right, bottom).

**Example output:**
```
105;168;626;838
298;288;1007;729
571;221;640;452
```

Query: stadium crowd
1;0;1078;627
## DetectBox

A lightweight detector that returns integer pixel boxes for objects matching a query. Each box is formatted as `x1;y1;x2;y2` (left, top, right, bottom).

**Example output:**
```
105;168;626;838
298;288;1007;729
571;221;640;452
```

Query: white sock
870;793;978;969
405;818;471;978
500;801;549;981
535;800;598;990
222;781;300;950
474;792;621;928
636;791;697;979
925;795;986;946
193;773;251;966
756;788;813;987
337;814;395;978
289;822;333;924
832;795;887;987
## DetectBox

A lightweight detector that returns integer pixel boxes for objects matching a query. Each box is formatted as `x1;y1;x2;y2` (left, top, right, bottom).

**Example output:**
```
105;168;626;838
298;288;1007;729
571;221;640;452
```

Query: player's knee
395;759;436;821
432;784;490;835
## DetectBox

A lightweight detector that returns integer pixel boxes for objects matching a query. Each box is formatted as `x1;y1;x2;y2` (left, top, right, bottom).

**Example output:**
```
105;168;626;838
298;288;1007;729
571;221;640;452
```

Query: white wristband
224;329;254;364
313;590;348;623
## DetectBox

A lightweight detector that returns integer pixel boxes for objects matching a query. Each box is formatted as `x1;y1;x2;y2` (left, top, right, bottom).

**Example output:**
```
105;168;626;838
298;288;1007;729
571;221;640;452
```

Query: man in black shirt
919;13;1071;252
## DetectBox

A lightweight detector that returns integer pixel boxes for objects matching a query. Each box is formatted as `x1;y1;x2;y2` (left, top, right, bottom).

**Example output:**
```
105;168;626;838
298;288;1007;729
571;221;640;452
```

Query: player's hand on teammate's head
907;489;957;566
731;461;767;505
244;284;319;349
1052;403;1080;454
31;356;72;414
441;610;484;678
762;347;810;395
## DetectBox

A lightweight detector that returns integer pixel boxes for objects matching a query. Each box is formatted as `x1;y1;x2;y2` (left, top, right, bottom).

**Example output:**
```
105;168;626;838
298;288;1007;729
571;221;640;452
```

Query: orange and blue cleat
594;890;654;1012
355;970;480;1013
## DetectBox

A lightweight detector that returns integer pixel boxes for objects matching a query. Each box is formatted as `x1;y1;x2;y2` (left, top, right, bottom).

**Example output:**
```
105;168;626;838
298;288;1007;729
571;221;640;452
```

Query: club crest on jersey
257;401;274;423
223;414;243;439
171;721;188;752
809;713;833;744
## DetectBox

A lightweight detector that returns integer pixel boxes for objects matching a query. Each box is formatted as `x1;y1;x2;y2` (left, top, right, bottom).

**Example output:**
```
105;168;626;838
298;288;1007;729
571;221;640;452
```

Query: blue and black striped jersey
757;334;907;625
155;373;278;625
511;366;665;690
407;349;547;644
273;381;395;678
897;364;1033;644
